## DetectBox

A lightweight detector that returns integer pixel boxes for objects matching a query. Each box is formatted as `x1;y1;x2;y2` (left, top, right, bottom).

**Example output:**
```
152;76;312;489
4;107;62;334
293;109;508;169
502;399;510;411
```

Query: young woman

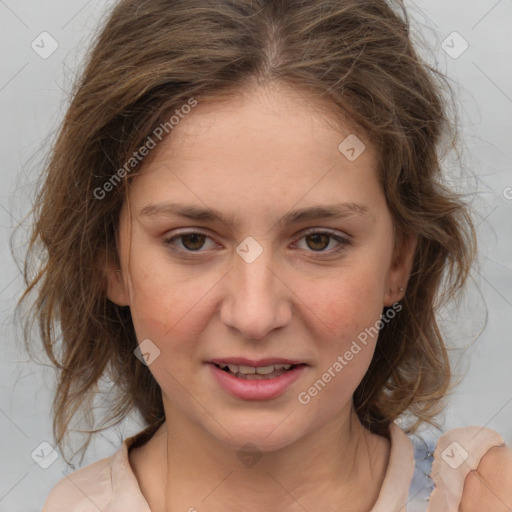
20;0;512;510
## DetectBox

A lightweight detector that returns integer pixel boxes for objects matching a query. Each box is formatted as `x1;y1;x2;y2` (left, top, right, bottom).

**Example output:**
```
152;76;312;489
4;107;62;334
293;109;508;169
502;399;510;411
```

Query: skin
460;445;512;512
106;81;418;511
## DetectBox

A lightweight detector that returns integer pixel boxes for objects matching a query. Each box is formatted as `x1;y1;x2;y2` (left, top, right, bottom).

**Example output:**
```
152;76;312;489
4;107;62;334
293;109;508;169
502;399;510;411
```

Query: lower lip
207;363;307;400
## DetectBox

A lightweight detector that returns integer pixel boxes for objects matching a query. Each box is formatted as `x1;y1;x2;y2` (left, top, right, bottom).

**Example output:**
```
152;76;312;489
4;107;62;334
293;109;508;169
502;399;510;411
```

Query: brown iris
181;233;207;250
305;233;330;251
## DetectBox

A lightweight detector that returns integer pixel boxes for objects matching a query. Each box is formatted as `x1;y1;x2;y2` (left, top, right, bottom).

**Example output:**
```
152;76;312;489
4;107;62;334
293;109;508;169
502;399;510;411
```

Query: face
107;82;415;452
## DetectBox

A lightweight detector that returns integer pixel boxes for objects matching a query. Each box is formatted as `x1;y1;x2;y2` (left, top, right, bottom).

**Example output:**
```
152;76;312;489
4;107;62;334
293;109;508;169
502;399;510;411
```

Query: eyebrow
138;201;369;226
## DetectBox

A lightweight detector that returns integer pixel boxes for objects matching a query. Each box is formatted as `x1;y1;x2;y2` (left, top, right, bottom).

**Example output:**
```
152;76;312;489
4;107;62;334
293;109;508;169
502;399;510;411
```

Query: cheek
303;285;382;410
305;266;387;341
127;268;174;339
296;261;389;397
124;251;222;364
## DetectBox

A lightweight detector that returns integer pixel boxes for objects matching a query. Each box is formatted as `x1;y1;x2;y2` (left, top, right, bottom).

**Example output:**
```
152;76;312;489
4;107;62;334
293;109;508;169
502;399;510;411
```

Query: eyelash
162;228;351;258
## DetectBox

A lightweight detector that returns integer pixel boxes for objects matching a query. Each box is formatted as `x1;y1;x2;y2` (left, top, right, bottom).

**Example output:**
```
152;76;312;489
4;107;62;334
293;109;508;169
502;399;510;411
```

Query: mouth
212;362;304;380
207;357;307;380
206;357;308;400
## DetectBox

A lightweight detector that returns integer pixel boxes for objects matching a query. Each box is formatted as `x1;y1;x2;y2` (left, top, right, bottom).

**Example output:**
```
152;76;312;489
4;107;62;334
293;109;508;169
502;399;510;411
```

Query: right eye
163;231;218;253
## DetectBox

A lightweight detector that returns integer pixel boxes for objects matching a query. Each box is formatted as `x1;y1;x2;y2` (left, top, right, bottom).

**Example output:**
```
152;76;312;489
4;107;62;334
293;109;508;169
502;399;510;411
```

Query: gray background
0;1;511;510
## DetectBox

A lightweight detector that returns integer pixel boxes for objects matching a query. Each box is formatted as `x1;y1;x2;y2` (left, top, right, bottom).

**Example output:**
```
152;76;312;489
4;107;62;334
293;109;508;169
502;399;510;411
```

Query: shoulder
41;426;157;512
460;443;512;511
42;453;116;512
427;426;512;512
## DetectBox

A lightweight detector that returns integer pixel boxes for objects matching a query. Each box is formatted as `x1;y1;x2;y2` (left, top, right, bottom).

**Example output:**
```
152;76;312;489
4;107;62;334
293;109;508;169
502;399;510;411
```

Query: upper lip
207;357;305;367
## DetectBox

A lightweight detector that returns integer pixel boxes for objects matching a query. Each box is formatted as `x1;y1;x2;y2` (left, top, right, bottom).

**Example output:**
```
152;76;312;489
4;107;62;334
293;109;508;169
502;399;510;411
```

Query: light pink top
41;423;504;512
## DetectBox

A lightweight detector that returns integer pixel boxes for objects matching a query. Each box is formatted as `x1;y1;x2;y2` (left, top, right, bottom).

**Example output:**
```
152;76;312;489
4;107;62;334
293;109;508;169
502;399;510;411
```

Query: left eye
295;231;349;252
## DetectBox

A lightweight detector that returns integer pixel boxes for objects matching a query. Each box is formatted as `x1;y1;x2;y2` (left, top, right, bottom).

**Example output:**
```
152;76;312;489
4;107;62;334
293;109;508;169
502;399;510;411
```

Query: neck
149;403;390;512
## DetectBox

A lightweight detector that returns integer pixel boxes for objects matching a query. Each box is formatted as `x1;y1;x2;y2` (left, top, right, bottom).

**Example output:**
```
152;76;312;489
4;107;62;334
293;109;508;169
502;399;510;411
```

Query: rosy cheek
131;310;169;341
126;273;173;336
312;283;383;352
310;281;359;328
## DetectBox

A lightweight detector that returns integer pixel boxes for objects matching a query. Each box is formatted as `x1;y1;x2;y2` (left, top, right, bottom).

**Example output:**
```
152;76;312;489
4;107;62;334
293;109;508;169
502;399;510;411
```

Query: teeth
219;363;293;375
255;365;276;375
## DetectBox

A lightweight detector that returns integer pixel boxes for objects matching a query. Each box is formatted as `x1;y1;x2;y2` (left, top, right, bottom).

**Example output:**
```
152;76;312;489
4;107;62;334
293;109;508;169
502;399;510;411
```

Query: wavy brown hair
19;0;475;459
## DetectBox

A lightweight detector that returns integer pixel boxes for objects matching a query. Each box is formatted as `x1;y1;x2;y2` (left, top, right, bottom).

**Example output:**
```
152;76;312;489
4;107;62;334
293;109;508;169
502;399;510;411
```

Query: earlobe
383;284;406;307
383;233;418;306
105;267;130;306
98;245;130;307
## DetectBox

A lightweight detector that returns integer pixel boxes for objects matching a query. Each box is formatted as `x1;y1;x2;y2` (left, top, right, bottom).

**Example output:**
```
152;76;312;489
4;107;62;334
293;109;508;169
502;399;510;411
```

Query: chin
205;414;310;453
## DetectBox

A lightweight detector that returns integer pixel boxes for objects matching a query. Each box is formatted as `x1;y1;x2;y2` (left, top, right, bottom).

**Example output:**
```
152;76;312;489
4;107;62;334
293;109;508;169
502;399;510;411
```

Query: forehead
127;82;381;216
161;83;373;162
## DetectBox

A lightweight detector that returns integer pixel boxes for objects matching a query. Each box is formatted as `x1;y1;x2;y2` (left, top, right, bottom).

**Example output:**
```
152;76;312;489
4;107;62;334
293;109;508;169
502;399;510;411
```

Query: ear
106;267;130;306
383;232;418;306
100;250;130;307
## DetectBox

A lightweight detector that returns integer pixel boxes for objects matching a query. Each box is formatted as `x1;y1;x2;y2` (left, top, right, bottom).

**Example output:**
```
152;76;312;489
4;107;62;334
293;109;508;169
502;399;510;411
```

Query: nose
220;244;292;341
